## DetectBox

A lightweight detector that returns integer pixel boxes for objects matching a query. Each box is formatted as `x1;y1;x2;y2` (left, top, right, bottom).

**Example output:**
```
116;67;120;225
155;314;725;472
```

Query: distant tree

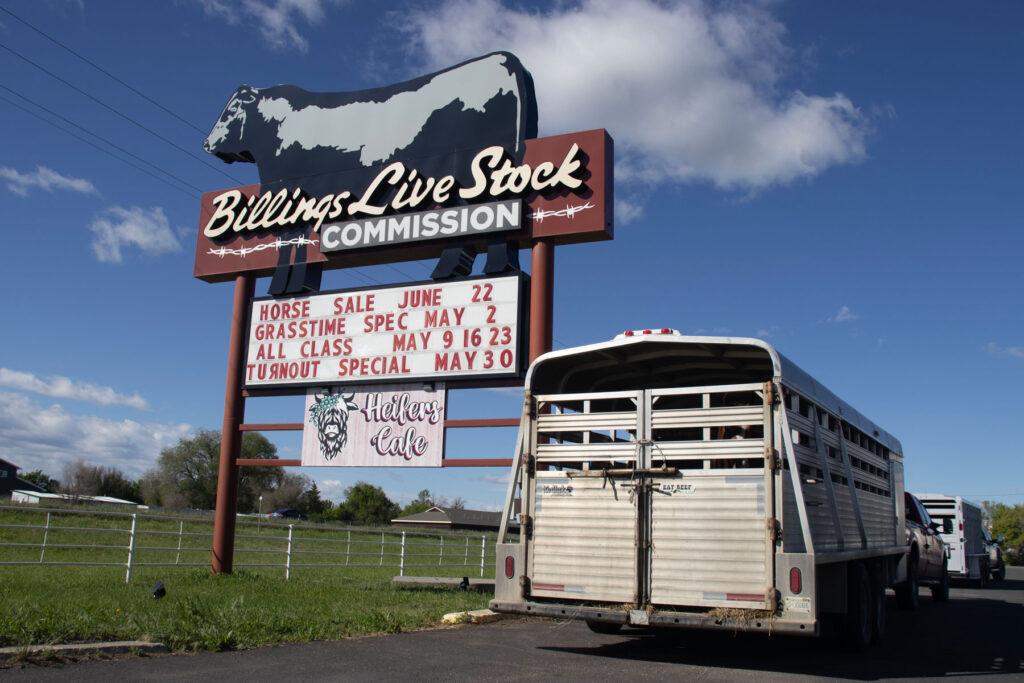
449;497;467;511
58;460;142;503
300;482;331;516
19;470;59;493
144;429;283;511
985;501;1024;565
255;473;311;513
335;482;399;524
61;459;102;498
400;488;447;516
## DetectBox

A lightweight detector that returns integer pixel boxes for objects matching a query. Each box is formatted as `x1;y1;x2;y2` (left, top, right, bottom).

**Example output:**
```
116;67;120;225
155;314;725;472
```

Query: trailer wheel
931;565;949;602
978;560;990;588
993;565;1005;582
585;620;623;635
844;562;874;652
895;554;919;610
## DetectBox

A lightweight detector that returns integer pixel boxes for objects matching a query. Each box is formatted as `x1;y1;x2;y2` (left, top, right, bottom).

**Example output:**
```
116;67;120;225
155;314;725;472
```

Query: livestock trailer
491;332;910;648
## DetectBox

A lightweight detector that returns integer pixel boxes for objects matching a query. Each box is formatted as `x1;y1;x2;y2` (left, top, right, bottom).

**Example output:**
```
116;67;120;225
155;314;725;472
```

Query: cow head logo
308;391;359;461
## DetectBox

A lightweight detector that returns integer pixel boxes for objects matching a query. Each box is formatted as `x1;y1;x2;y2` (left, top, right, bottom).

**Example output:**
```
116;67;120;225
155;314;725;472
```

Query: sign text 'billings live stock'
201;143;584;248
245;275;524;387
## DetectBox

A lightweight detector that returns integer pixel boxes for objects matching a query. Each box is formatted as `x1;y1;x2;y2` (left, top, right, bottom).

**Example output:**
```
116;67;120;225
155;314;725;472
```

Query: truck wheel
844;562;874;652
993;565;1005;582
931;565;949;602
585;620;623;635
895;554;919;610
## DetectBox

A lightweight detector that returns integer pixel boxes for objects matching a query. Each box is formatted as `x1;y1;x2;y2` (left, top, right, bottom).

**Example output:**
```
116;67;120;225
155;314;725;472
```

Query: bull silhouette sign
195;52;613;291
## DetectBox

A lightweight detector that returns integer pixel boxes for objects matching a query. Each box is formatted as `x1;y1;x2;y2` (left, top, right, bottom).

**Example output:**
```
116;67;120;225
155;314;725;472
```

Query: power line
0;40;245;185
0;4;208;135
0;83;203;195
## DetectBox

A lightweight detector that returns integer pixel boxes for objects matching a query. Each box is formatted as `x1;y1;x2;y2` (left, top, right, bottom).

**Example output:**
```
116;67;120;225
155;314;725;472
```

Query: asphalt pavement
4;567;1023;682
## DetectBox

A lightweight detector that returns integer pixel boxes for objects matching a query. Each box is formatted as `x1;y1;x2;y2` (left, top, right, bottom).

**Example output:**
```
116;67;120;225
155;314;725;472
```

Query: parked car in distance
898;492;949;609
982;527;1006;582
270;508;308;521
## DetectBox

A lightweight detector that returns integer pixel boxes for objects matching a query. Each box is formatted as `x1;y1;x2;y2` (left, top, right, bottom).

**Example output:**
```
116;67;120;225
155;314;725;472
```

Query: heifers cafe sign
246;274;525;387
301;385;446;467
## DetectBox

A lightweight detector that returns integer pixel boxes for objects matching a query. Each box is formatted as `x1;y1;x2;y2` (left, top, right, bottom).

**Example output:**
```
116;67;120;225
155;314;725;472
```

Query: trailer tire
895;553;919;610
978;560;990;588
993;565;1005;582
585;620;623;635
844;562;874;652
931;565;949;602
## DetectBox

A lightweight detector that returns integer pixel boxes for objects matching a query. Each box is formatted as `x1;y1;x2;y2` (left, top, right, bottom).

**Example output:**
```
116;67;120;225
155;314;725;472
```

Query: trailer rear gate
526;383;774;610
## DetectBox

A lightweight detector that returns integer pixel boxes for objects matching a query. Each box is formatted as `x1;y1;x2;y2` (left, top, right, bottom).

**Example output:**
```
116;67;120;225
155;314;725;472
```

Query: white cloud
615;198;645;225
196;0;340;52
402;0;870;192
0;368;150;410
0;392;192;479
89;206;183;263
0;165;98;197
986;342;1024;360
828;305;859;323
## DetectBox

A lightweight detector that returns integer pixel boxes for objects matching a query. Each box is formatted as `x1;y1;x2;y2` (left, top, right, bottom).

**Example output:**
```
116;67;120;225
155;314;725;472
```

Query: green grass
0;506;503;652
0;566;492;651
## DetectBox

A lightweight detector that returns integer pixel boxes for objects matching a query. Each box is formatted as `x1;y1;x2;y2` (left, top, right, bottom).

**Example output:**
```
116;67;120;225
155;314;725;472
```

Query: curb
0;641;170;661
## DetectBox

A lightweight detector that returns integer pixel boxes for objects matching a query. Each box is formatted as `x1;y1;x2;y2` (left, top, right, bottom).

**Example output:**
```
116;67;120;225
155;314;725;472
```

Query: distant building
391;506;514;533
0;457;46;497
9;490;147;510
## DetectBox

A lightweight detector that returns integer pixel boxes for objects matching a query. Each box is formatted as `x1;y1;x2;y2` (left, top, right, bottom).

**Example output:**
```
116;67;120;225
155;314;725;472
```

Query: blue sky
1;0;1021;511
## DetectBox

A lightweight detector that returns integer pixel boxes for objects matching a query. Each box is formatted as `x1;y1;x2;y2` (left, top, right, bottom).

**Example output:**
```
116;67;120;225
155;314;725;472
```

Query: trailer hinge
764;381;775;405
765;445;779;470
766;587;780;612
523;453;535;476
521;514;534;539
519;575;531;596
768;518;782;543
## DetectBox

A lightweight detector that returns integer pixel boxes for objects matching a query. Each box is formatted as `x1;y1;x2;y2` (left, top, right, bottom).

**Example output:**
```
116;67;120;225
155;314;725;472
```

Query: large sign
245;274;526;388
301;385;446;467
195;130;612;282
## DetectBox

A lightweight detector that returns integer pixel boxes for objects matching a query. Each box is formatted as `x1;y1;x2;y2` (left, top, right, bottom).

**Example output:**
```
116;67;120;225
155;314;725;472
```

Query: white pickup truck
491;332;915;649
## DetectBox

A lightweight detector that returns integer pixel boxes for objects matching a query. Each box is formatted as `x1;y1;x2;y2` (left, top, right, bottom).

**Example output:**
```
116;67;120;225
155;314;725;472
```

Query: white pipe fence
0;505;498;583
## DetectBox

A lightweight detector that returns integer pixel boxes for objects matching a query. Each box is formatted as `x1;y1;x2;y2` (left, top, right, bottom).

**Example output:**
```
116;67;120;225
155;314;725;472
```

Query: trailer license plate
785;597;811;614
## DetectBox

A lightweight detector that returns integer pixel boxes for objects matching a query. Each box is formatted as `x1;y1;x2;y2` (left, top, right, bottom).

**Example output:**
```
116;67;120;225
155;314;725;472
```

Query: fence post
176;520;184;565
479;535;485;577
439;534;444;566
346;529;351;566
125;514;138;584
286;524;294;580
379;530;385;566
464;535;469;564
400;531;406;577
39;512;51;563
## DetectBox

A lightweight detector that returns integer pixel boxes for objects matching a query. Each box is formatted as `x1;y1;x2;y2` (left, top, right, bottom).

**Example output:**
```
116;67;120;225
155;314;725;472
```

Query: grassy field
0;506;499;652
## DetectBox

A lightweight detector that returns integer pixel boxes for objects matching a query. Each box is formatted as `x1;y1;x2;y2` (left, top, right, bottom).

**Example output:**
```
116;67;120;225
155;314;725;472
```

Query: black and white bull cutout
308;391;359;462
204;52;537;294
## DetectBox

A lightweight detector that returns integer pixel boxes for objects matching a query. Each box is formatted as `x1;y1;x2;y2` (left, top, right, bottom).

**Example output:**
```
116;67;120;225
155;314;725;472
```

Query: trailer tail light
505;555;515;579
789;568;802;594
619;329;679;338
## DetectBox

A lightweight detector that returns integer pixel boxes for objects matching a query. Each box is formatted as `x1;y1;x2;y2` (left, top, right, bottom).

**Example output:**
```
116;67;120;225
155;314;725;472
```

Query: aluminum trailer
491;332;909;649
916;494;988;584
